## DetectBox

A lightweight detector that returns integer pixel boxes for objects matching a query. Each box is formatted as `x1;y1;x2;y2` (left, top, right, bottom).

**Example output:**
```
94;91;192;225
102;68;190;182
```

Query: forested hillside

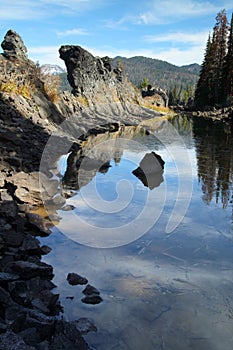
111;56;200;91
58;56;200;100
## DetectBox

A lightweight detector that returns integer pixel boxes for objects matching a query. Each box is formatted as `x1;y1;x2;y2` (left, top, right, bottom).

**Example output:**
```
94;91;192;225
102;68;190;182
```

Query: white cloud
154;46;205;66
57;28;90;36
0;0;109;20
28;46;66;67
27;39;205;69
85;46;204;66
144;30;209;46
137;0;232;25
101;17;129;30
0;1;45;20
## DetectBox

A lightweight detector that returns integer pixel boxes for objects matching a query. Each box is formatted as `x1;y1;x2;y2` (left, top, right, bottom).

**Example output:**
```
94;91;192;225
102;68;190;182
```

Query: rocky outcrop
59;45;141;105
142;85;169;107
1;29;28;60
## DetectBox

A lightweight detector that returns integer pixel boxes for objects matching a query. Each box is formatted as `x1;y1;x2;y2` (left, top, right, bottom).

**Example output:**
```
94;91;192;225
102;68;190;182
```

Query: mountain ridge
112;56;200;91
44;56;201;93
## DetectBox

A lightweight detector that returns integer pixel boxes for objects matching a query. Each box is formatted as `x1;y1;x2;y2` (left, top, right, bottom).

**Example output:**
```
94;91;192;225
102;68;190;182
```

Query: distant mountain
43;57;201;94
40;64;66;75
112;56;201;91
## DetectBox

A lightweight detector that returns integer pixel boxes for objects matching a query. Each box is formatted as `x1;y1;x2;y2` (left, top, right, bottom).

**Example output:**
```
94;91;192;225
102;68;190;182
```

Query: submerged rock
67;273;88;286
81;284;103;305
81;294;103;305
82;284;100;296
73;317;97;335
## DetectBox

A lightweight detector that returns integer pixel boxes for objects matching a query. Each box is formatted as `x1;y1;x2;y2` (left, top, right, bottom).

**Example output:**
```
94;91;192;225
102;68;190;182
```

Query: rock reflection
132;152;165;190
62;124;149;191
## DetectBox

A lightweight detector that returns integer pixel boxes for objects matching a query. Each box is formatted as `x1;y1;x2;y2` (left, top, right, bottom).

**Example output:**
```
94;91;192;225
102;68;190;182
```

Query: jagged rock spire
1;29;28;60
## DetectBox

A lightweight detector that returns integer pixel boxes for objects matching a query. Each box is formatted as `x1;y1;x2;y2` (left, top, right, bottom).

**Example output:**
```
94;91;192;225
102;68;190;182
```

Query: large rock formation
1;29;28;60
59;45;141;105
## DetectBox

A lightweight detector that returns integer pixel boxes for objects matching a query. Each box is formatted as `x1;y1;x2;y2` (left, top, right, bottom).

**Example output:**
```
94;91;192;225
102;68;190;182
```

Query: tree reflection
193;118;233;208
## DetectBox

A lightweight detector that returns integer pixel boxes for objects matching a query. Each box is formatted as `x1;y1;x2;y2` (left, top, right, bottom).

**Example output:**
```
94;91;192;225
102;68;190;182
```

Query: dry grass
0;79;33;99
0;60;61;102
40;74;61;103
142;101;173;115
76;95;89;106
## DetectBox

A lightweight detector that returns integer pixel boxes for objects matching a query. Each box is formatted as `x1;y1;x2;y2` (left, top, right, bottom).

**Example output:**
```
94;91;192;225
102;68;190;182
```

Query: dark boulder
132;152;165;190
81;294;103;305
82;284;100;296
81;284;103;305
67;273;88;286
1;29;28;60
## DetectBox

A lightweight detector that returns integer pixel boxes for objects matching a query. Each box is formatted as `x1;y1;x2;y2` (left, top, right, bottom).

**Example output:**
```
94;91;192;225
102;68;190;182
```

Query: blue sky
0;0;233;68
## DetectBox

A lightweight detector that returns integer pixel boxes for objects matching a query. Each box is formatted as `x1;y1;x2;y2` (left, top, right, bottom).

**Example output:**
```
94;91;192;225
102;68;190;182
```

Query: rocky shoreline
171;105;233;123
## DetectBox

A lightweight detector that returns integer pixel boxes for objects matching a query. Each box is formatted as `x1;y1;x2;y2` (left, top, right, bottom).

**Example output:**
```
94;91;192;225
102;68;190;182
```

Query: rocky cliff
59;45;141;106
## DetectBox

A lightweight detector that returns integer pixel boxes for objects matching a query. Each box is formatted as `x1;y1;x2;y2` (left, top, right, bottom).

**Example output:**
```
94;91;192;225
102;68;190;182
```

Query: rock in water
81;294;103;305
67;273;88;286
1;29;28;59
82;284;100;296
81;284;103;305
132;152;165;190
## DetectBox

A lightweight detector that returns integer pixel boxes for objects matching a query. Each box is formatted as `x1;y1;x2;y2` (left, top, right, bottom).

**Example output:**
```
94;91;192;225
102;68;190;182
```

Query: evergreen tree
222;13;233;104
194;34;213;107
195;9;229;107
140;77;149;89
211;9;228;105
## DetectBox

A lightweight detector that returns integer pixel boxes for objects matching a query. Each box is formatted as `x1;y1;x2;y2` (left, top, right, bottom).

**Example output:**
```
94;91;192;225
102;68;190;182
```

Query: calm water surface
40;116;233;350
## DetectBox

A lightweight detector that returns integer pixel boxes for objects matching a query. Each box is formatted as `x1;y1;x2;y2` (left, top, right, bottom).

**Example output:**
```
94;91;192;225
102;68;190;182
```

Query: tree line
194;10;233;108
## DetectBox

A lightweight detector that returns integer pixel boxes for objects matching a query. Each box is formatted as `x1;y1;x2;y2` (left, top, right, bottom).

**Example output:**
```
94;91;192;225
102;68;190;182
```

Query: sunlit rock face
1;29;28;59
59;45;141;105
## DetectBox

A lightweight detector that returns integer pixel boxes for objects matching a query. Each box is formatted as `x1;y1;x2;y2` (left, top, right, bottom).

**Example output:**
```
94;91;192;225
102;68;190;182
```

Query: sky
0;0;233;68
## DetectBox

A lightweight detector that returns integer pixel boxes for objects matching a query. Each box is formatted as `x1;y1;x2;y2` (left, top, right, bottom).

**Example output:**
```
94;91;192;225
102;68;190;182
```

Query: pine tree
194;34;213;107
195;9;229;107
222;13;233;104
211;9;229;105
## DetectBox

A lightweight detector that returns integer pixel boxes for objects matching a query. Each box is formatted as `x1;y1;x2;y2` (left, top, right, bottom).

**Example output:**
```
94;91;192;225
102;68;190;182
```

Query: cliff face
59;45;141;106
0;30;161;176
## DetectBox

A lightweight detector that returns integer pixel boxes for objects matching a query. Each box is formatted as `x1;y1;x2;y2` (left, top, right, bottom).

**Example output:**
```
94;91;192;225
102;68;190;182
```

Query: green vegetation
140;77;149;89
112;56;200;104
195;10;233;107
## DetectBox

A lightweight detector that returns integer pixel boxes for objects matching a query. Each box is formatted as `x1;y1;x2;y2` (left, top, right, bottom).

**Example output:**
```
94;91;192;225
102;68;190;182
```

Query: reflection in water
132;151;165;189
193;118;233;208
62;125;148;191
40;115;233;350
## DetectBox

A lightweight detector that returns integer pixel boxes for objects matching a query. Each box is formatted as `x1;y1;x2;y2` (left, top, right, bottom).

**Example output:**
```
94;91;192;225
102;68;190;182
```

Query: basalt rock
132;152;165;190
59;45;141;105
1;29;28;60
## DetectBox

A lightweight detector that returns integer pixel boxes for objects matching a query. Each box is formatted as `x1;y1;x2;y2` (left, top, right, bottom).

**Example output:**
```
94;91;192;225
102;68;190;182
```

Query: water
40;116;233;350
